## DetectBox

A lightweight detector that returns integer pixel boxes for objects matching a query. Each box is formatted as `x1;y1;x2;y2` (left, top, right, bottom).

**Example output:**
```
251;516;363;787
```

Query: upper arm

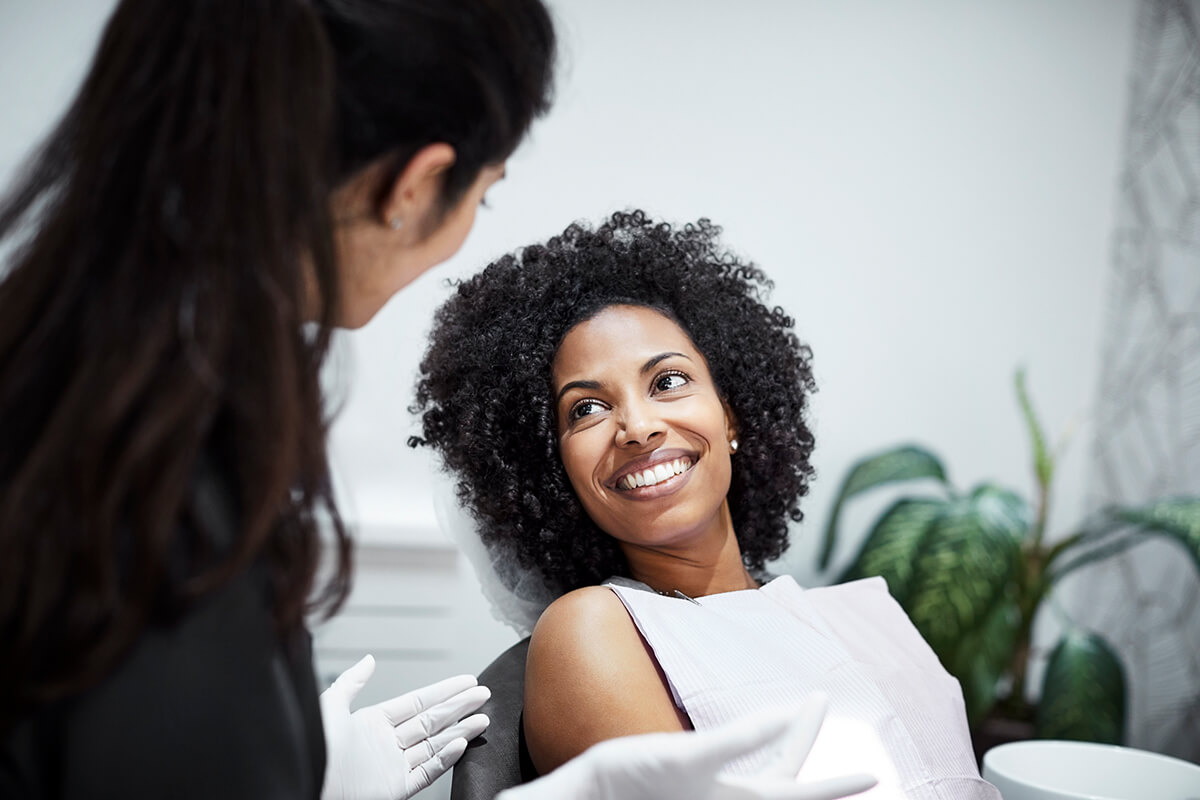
522;586;689;775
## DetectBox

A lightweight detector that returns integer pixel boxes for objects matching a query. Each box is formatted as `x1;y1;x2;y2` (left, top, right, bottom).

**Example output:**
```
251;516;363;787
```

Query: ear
722;400;739;447
380;143;457;228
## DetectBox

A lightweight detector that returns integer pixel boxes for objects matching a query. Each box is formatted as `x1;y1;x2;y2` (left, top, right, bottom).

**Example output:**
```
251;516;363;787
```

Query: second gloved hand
320;655;491;800
498;693;875;800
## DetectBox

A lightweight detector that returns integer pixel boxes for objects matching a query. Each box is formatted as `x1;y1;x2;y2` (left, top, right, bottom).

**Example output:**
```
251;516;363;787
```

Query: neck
619;501;759;598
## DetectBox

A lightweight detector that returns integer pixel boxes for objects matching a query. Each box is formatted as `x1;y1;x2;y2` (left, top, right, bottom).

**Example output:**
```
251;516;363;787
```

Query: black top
0;458;326;798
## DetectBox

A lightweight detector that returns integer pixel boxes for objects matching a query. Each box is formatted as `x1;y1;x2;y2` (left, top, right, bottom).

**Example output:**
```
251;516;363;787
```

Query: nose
615;398;665;448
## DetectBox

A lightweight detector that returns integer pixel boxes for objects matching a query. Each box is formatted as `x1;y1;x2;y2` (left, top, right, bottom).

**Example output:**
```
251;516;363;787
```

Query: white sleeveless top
604;575;1000;800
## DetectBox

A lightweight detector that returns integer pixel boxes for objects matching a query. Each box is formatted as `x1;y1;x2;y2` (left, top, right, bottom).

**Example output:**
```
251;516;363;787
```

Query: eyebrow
554;352;692;405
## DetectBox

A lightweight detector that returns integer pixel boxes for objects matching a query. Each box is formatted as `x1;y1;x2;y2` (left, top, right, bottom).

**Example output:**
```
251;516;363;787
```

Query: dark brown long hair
0;0;554;728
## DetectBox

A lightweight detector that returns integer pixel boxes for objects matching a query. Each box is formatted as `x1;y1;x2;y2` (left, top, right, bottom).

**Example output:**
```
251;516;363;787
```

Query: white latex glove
320;655;491;800
498;693;876;800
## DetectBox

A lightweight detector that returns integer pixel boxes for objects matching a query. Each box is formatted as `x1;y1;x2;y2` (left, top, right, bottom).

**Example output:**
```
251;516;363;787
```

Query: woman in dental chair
412;210;1001;800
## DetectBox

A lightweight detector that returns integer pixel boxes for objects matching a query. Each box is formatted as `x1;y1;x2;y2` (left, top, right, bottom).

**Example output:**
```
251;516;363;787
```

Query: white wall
0;1;119;187
330;0;1137;584
1;0;1137;712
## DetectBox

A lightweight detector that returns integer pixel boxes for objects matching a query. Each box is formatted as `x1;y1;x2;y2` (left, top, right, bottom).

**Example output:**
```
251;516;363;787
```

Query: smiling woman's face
551;304;738;554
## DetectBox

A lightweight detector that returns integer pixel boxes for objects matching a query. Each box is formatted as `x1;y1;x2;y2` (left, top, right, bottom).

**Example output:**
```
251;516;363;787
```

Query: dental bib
603;575;1000;800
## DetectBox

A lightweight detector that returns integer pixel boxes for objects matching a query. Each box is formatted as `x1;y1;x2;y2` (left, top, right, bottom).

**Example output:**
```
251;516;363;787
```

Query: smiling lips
615;456;694;491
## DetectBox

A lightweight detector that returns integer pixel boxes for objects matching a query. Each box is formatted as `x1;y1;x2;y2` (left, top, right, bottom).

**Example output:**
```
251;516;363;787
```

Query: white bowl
982;739;1200;799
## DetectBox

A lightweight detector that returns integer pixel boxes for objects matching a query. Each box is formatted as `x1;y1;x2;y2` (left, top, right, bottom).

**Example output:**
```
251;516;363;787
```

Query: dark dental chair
450;637;538;800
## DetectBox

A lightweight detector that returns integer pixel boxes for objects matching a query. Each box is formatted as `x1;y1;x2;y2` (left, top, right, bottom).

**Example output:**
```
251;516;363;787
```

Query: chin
334;298;387;329
616;516;717;548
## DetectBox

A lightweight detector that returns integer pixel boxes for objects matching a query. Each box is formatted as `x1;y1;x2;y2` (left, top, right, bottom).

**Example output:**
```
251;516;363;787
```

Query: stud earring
389;218;403;230
729;439;739;453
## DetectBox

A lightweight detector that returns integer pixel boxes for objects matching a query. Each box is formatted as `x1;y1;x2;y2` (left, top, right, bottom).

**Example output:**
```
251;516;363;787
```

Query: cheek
559;437;611;514
433;205;478;261
557;439;590;494
698;405;735;482
694;402;733;446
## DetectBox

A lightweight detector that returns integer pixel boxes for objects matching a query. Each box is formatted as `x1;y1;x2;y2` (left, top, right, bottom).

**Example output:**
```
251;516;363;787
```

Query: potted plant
817;369;1200;751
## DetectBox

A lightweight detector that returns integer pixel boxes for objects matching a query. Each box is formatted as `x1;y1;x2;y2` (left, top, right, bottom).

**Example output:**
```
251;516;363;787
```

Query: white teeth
619;458;694;490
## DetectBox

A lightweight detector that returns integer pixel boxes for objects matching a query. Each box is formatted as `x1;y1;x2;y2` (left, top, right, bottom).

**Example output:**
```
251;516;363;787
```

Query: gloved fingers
491;755;591;800
377;673;479;727
407;736;469;794
714;773;878;800
402;713;490;768
394;684;491;747
325;654;376;704
756;692;829;779
448;711;490;741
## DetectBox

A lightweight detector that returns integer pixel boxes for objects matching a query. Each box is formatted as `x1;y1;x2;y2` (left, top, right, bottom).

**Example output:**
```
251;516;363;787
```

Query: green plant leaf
818;445;948;571
1049;530;1147;583
841;499;945;605
904;487;1027;660
1037;631;1126;744
946;589;1021;726
1114;497;1200;575
969;484;1033;539
1015;368;1053;488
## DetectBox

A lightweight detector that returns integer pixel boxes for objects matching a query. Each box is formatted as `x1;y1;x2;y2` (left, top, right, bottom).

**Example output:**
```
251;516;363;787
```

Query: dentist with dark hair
0;2;871;798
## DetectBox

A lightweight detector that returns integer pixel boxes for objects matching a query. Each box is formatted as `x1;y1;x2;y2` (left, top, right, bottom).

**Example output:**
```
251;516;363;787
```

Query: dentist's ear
379;142;457;237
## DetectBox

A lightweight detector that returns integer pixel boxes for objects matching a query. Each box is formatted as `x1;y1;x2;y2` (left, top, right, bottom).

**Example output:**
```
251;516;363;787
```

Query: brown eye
569;399;606;422
653;371;689;393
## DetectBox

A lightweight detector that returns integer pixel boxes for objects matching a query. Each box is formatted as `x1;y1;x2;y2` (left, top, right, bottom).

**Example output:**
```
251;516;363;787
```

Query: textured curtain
1072;0;1200;762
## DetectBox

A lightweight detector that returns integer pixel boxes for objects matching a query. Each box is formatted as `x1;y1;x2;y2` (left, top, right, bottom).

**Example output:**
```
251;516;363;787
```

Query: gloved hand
320;655;490;800
497;693;876;800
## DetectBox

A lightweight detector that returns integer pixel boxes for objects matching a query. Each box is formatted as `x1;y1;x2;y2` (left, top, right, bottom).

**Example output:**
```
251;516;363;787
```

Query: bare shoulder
523;585;688;774
531;585;631;649
525;586;644;709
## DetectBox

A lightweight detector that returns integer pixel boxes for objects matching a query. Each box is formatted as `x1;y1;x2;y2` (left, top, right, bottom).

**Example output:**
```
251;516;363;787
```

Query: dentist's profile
0;1;873;799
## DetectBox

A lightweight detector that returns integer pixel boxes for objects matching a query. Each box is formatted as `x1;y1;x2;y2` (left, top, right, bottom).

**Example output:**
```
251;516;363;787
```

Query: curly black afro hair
410;210;816;600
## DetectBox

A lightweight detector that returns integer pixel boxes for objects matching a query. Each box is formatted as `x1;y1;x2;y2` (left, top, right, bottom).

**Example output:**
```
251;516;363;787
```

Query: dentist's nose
615;399;664;447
